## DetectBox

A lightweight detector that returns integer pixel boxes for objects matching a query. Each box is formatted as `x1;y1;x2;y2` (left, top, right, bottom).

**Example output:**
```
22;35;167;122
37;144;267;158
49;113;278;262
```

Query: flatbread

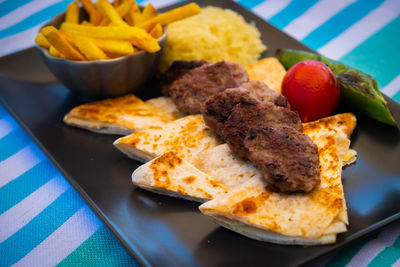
302;112;356;139
114;110;355;164
64;94;177;135
130;113;356;244
132;151;226;202
130;113;356;202
132;144;259;202
303;112;357;166
145;96;186;118
199;132;349;245
114;115;222;162
245;57;287;93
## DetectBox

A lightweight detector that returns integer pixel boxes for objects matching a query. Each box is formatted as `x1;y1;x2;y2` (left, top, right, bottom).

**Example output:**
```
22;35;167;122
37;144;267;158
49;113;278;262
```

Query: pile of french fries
35;0;200;61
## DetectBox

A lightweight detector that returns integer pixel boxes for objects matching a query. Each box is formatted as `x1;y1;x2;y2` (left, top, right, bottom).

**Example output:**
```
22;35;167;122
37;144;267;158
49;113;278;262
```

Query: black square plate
1;1;400;266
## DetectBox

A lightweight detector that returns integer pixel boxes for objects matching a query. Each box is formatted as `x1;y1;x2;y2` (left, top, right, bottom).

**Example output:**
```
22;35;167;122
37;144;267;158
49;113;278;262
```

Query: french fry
132;11;142;26
97;3;112;26
141;4;157;22
138;3;201;31
122;1;134;25
91;38;135;56
149;23;163;39
38;0;197;61
130;3;142;26
116;0;134;18
90;11;103;25
80;0;102;25
60;23;160;53
80;0;96;13
99;0;134;26
41;26;85;60
70;35;109;60
58;31;81;53
65;1;80;24
35;32;51;48
129;34;160;53
124;14;134;25
99;18;111;26
98;0;128;26
81;20;93;26
49;45;65;58
114;0;121;7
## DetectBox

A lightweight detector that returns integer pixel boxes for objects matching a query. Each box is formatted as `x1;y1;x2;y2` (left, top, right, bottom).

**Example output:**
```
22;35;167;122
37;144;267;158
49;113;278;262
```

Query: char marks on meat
201;87;256;137
200;80;320;193
222;100;302;157
240;80;288;107
159;60;208;96
169;61;249;114
201;81;288;137
244;126;320;192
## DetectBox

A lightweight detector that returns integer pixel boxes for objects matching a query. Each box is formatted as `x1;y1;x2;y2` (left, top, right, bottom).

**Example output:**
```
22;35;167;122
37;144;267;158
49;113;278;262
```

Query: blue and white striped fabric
0;0;399;266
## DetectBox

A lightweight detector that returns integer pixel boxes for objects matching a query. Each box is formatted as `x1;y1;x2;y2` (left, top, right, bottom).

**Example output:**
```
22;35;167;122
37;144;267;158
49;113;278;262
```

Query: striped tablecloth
0;0;399;266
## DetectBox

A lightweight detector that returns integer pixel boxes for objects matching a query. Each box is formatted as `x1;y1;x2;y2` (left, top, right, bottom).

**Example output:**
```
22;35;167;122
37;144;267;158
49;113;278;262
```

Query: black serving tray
1;1;400;266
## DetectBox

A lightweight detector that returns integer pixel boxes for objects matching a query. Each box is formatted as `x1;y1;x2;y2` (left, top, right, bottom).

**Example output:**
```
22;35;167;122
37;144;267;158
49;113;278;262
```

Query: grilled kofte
201;81;287;137
167;61;249;114
202;83;320;193
162;60;321;193
159;60;208;96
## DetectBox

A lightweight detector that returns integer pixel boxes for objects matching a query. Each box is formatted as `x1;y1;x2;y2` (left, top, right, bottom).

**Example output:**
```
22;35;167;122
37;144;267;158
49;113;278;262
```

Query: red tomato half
281;60;340;122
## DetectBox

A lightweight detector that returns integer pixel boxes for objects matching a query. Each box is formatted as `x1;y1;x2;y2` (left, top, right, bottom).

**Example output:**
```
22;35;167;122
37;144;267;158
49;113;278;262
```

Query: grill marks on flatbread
114;115;222;162
129;113;355;199
128;113;356;244
303;112;357;166
132;144;259;201
302;112;357;139
199;132;349;245
145;96;186;118
64;94;177;135
132;151;228;202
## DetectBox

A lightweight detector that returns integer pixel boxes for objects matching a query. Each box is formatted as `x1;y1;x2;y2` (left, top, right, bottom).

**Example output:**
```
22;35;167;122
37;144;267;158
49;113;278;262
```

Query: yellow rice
159;6;267;72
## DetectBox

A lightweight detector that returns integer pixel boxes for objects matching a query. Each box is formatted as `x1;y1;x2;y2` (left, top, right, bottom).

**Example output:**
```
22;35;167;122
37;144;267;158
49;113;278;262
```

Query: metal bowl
36;11;167;99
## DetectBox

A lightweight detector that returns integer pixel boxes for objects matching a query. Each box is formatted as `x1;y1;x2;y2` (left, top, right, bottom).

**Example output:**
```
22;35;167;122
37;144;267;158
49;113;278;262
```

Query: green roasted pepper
276;48;397;126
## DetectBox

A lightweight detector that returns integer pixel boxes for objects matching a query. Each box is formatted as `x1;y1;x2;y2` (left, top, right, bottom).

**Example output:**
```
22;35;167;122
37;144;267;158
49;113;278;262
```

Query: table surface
0;0;400;266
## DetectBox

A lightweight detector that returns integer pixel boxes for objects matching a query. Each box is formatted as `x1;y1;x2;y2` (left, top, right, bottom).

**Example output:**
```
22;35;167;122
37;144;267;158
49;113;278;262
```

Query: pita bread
145;96;186;118
114;110;355;164
114;115;222;162
303;112;357;166
130;114;356;244
199;132;350;245
132;144;260;201
302;112;356;139
132;151;227;202
130;113;355;202
245;58;287;93
64;94;177;135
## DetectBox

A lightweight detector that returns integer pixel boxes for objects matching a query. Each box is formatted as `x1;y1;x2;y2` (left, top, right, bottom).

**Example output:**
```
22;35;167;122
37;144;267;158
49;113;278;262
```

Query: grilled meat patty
201;81;288;137
222;101;319;193
201;87;255;137
169;61;249;114
201;80;320;193
159;60;208;96
222;100;302;157
244;126;320;193
162;59;320;193
240;80;288;107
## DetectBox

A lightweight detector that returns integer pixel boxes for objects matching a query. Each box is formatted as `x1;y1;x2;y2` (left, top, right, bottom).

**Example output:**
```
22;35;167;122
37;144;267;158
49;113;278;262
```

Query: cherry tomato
281;60;340;122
